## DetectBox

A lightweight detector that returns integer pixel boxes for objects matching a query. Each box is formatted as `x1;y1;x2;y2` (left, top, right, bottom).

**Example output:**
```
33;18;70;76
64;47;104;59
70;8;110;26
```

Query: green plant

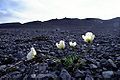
61;54;78;67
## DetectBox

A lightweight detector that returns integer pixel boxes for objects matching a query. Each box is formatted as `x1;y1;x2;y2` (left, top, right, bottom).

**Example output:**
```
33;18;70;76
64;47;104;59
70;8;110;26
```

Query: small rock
102;71;114;78
37;72;57;79
94;73;102;79
40;50;49;54
60;69;71;80
103;67;107;71
108;59;117;68
85;74;94;80
96;61;100;67
47;60;56;67
100;59;109;67
89;64;98;69
115;70;120;76
0;65;6;70
8;71;22;78
116;57;120;61
38;63;48;73
49;52;56;56
31;74;36;78
102;53;110;59
86;58;96;64
75;69;85;78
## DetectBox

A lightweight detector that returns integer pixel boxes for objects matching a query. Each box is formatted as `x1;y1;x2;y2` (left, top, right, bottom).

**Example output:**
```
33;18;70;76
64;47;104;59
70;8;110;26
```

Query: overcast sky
0;0;120;23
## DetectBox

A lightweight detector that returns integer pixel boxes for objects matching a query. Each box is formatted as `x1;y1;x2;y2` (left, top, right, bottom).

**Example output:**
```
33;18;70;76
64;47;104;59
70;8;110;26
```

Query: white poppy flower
69;41;77;47
27;47;37;60
56;40;65;49
82;32;95;43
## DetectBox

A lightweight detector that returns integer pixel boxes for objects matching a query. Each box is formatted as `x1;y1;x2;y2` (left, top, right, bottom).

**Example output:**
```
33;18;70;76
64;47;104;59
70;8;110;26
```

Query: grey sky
0;0;120;23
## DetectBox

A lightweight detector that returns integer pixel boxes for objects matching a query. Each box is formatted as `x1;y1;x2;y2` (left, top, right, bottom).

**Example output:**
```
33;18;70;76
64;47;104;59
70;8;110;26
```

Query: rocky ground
0;18;120;80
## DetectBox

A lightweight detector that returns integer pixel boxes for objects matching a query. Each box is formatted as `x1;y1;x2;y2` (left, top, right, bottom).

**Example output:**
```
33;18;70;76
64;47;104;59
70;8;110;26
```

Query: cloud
0;0;120;23
0;0;26;23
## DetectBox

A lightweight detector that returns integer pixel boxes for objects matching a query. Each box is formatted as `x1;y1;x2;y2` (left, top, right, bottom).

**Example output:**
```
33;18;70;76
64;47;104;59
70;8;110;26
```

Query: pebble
108;59;117;68
75;69;85;78
38;63;48;73
60;69;71;80
85;74;94;80
102;71;114;78
0;65;6;70
36;72;57;79
89;64;98;69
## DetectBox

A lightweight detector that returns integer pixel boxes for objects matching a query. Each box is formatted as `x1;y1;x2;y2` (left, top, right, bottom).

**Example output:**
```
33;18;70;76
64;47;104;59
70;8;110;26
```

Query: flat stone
102;71;114;78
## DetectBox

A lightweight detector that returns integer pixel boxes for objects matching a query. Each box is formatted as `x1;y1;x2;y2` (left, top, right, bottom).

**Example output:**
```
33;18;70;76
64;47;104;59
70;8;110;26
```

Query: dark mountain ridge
0;17;120;28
